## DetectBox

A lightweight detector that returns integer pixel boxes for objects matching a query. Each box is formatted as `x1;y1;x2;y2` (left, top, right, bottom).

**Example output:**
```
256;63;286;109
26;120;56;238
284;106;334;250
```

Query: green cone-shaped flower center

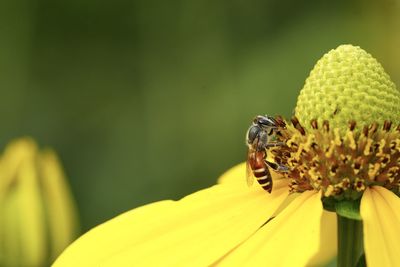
295;44;400;132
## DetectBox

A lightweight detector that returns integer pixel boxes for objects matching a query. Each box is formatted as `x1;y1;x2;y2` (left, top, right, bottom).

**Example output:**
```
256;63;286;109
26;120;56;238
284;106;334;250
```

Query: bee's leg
267;127;280;135
265;160;289;172
275;164;289;172
257;131;269;150
265;142;286;148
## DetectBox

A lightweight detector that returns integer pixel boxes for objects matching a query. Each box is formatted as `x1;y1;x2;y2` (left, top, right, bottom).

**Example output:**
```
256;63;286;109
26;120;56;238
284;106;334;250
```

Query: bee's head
254;115;277;129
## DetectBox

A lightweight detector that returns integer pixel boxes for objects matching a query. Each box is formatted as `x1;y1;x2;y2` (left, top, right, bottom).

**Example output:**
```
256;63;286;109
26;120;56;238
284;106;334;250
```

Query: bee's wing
246;152;255;187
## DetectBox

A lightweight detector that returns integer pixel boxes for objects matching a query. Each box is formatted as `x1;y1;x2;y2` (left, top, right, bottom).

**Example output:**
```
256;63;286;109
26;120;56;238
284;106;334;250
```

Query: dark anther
291;116;299;127
390;142;396;149
348;121;356;131
342;180;350;189
383;121;392;131
354;162;361;170
323;120;330;132
333;108;339;115
363;125;369;136
381;156;390;164
373;143;381;152
369;123;379;134
311;160;319;167
291;116;306;135
311;119;318;129
334;187;343;195
311;142;319;150
331;164;339;173
290;142;299;149
275;116;286;128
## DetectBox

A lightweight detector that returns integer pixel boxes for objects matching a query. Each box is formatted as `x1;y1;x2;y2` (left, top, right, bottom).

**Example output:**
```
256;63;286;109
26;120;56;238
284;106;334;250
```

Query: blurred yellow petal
218;191;323;267
54;177;289;267
17;159;47;267
0;138;79;267
39;149;79;260
0;138;37;196
360;186;400;267
307;211;337;267
0;139;47;267
1;184;21;267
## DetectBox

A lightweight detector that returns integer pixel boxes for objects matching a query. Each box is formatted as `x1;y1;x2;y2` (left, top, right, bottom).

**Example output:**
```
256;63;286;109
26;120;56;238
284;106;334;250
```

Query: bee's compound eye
247;125;260;144
257;115;276;127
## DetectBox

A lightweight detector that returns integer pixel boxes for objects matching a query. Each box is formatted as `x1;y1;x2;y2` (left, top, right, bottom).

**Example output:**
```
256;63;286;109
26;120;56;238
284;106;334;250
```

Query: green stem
337;215;364;267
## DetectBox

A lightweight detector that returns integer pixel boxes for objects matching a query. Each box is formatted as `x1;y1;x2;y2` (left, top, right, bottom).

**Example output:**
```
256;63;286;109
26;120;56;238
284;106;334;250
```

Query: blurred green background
1;0;399;232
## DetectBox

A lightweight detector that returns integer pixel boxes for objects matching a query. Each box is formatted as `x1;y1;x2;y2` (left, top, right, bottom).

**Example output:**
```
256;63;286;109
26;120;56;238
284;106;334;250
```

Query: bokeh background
1;0;399;232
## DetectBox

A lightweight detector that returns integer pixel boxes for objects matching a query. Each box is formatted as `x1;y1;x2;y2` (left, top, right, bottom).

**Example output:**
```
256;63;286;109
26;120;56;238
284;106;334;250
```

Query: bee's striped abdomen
253;167;272;193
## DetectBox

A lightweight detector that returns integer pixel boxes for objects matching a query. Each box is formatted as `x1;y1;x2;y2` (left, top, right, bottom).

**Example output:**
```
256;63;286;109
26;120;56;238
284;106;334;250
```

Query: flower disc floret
271;117;400;200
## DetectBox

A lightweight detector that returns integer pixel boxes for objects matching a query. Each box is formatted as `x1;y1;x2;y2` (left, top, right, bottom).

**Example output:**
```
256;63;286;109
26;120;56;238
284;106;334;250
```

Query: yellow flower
0;138;79;267
54;45;400;267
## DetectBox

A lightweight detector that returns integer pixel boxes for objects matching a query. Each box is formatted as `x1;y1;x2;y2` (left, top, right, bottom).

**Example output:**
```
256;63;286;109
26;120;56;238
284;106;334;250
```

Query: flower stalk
337;215;364;267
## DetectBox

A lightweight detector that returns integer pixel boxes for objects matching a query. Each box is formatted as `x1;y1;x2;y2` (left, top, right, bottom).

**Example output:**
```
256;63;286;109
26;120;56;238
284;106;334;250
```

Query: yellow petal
218;162;285;188
360;186;400;267
307;210;337;267
1;156;46;267
54;179;289;267
217;162;247;185
218;191;323;267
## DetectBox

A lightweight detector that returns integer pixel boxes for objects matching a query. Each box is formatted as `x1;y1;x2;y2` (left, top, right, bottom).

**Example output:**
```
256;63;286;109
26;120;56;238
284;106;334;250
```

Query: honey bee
246;115;288;193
